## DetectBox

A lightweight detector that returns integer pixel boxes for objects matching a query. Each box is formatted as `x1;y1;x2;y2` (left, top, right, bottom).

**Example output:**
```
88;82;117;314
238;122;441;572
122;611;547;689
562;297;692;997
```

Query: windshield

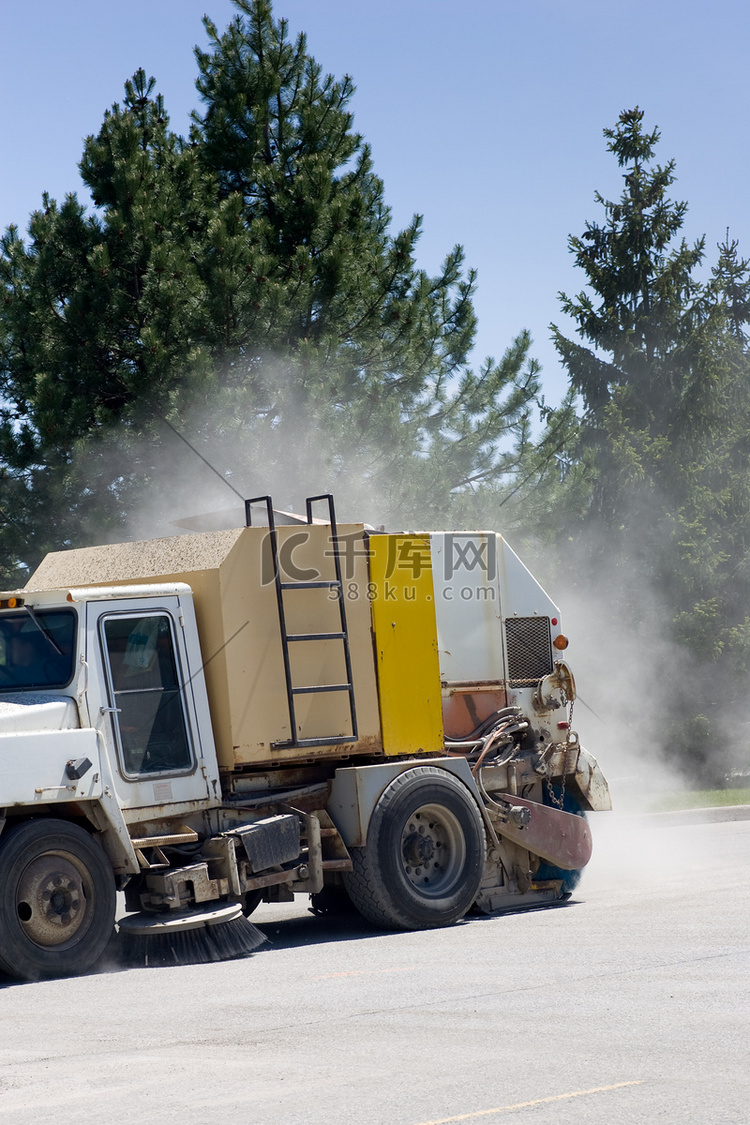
0;609;77;691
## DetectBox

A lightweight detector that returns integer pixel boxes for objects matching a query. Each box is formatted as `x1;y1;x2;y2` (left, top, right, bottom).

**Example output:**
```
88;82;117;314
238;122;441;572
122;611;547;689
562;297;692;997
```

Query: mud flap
489;793;592;870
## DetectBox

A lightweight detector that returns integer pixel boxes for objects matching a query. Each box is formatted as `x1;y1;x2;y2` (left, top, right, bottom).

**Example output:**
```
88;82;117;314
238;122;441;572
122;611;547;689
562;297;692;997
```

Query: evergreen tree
553;107;750;780
0;68;217;569
0;0;555;569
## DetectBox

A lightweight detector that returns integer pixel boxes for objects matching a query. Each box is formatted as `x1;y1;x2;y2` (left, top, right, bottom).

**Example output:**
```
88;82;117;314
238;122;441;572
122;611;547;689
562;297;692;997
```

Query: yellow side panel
369;535;445;756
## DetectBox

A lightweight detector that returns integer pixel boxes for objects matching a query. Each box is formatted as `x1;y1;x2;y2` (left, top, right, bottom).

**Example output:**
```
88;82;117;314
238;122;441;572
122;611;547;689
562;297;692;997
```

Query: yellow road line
412;1081;645;1124
312;965;417;979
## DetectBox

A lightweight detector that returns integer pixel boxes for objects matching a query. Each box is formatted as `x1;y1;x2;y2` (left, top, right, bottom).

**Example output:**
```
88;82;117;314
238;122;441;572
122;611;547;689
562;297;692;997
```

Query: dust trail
70;365;425;544
557;574;683;814
61;359;747;802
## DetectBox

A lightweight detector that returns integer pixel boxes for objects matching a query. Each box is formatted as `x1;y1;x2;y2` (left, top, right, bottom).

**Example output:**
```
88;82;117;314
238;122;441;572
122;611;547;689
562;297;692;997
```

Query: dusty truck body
0;495;610;979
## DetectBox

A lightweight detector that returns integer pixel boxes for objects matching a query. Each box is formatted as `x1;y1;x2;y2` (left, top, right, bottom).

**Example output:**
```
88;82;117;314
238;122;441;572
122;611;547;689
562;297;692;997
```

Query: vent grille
504;616;553;685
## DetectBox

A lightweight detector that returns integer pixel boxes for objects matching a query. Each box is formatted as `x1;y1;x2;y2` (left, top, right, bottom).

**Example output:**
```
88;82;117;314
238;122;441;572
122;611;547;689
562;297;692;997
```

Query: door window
102;613;193;777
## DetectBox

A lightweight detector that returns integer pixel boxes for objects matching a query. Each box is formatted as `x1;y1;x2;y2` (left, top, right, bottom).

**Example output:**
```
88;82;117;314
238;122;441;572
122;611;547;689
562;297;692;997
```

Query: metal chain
545;695;574;811
545;771;565;809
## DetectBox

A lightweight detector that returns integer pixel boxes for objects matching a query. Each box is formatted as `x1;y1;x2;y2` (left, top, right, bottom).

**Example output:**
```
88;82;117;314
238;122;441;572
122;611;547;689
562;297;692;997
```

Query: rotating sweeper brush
118;904;267;968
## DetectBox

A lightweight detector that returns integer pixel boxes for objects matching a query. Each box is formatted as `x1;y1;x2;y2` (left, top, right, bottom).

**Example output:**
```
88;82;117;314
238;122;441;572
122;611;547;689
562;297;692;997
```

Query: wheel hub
16;855;88;946
402;832;435;866
399;805;466;896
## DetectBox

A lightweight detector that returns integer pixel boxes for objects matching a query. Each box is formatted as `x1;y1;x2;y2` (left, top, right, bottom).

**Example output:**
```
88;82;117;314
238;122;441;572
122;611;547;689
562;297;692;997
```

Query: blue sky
2;0;748;406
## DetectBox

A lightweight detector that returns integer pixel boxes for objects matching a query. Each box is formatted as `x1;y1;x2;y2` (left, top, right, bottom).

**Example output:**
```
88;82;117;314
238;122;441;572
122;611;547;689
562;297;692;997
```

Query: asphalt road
1;812;748;1125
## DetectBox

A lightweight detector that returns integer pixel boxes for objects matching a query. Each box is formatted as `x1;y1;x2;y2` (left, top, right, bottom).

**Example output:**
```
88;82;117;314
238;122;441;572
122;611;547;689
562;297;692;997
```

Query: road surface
0;812;748;1124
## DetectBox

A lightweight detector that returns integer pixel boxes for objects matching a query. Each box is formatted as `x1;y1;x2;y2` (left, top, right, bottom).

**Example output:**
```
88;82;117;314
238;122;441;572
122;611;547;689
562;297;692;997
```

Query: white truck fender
86;730;141;875
327;757;490;848
0;726;139;876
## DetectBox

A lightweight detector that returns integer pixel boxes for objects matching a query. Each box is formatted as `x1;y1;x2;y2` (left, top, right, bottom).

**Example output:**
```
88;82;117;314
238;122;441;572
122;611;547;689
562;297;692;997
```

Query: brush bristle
121;914;268;968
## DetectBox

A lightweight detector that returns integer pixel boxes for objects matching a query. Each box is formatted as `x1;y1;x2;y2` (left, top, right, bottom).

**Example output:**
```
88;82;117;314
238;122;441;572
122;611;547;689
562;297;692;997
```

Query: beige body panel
29;525;382;769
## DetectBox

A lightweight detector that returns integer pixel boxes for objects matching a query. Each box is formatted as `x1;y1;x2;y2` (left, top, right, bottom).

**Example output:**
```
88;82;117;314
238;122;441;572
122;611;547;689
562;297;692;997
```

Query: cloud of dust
64;356;746;803
536;515;750;808
71;356;463;543
556;568;685;813
58;356;534;587
538;524;726;887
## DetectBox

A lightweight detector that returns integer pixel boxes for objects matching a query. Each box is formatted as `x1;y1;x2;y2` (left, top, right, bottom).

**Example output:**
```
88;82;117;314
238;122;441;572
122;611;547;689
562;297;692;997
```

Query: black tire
243;889;264;916
343;766;486;930
0;819;116;981
309;884;356;917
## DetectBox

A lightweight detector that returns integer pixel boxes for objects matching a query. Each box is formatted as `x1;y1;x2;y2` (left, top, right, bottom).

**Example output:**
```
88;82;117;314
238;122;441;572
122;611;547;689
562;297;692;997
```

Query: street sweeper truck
0;494;610;979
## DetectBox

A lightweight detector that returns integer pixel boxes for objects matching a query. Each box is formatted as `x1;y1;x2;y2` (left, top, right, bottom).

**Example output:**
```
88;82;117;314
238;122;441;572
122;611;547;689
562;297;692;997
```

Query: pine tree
0;0;552;565
552;108;708;515
553;107;750;781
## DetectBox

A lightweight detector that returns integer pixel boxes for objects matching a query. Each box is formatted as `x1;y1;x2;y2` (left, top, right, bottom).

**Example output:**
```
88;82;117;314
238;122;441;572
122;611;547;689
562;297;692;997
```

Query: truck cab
0;585;220;842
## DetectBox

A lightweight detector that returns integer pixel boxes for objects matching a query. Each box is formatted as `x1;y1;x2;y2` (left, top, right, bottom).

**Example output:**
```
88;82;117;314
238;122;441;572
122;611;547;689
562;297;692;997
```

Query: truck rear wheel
0;819;116;981
344;766;486;930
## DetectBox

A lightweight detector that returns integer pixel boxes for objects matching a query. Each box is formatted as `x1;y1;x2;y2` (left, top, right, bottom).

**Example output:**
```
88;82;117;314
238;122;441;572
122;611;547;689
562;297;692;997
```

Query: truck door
85;595;218;813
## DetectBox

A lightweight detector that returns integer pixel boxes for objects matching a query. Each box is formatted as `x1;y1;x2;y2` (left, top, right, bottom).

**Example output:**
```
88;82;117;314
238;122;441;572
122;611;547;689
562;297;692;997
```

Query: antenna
156;413;247;503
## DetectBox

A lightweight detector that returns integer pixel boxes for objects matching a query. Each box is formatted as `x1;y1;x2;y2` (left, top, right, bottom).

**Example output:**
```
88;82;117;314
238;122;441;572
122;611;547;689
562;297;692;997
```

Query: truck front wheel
0;819;116;981
344;767;486;930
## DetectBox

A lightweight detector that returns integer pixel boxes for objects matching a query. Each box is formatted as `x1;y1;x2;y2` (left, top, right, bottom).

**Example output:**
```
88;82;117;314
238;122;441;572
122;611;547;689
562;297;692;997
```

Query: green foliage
554;107;750;780
667;713;719;783
553;108;708;511
651;788;750;810
0;0;555;572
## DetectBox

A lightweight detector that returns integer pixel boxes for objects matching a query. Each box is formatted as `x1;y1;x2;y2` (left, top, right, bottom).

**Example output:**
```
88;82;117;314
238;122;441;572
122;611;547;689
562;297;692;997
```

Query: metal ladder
245;494;358;750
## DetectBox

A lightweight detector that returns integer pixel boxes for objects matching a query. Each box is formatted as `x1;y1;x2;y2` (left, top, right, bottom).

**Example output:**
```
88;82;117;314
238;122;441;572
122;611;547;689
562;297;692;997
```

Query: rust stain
442;689;508;740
